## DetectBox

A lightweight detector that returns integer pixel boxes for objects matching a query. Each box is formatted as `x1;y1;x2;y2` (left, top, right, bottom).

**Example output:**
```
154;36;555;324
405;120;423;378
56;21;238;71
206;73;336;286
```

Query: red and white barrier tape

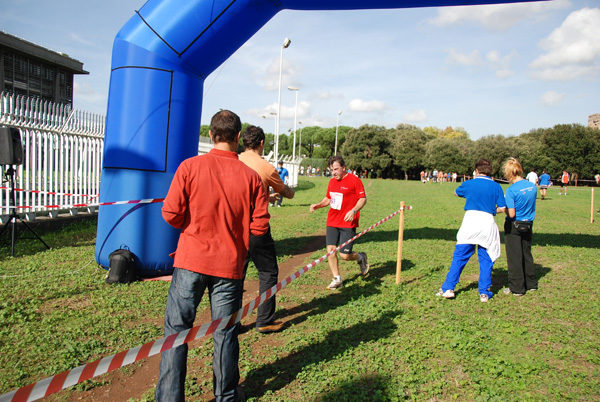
0;207;411;402
0;187;99;199
5;198;165;210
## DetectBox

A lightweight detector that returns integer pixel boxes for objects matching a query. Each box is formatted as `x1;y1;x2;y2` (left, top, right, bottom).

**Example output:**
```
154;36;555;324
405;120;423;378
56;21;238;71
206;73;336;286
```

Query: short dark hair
242;125;264;150
474;159;492;176
210;110;241;144
328;155;346;169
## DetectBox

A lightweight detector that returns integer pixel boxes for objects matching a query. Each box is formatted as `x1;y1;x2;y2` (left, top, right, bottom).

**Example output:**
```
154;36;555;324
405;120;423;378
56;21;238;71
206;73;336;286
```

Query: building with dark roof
0;31;88;106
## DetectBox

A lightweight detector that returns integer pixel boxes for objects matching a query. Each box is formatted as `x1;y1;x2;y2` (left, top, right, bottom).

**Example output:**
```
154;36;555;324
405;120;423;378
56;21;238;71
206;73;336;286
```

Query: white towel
456;210;501;262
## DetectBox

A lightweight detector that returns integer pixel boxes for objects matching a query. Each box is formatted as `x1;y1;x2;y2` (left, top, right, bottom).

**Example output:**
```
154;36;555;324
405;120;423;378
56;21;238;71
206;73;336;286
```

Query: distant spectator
538;170;551;200
276;161;289;207
526;169;538;185
559;170;569;195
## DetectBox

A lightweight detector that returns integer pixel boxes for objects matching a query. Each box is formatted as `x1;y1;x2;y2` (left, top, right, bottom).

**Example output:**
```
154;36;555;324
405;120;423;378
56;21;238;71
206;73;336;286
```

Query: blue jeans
442;243;494;298
155;268;243;402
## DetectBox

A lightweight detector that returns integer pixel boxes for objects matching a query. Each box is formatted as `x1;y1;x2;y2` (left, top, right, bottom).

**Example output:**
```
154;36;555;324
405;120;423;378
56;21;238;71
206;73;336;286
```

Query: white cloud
445;48;482;66
312;91;343;100
429;0;571;31
263;57;303;91
402;109;428;123
530;7;600;81
495;69;514;78
348;98;387;113
540;90;566;106
445;48;517;77
246;100;310;122
486;49;518;78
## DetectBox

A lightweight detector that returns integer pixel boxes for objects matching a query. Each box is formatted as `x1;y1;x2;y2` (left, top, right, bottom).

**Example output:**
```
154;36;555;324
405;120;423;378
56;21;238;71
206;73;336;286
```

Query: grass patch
1;178;599;401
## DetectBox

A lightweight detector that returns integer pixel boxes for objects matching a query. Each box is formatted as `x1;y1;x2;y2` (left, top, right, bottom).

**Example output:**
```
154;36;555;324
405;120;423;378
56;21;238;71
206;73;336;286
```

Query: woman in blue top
503;158;538;296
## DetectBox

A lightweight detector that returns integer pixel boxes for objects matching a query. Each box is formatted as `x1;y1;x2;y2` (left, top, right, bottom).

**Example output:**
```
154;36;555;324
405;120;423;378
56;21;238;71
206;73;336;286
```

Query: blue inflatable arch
96;0;544;276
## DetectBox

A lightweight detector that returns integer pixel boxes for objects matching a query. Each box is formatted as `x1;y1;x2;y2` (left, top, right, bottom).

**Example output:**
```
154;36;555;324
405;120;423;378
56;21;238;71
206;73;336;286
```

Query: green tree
389;124;434;179
342;124;394;178
540;124;600;179
470;135;512;177
424;138;471;175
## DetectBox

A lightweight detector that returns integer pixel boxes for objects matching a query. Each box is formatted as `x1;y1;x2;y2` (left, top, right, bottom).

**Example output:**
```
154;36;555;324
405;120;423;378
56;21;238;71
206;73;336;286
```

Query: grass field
1;177;599;401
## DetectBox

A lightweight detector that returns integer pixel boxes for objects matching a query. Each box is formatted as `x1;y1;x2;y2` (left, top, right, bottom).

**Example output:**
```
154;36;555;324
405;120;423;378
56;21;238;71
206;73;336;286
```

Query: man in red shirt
156;110;269;402
309;155;369;289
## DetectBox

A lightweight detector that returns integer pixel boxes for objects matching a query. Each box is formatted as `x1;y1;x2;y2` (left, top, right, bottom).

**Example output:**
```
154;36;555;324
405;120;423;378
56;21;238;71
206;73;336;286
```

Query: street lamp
288;86;299;161
298;121;303;157
275;37;291;164
261;112;277;156
334;110;342;156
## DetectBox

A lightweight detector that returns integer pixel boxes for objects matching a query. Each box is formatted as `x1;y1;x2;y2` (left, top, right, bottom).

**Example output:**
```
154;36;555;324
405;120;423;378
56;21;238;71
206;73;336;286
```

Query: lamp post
275;38;291;164
334;110;342;156
298;121;303;157
288;86;299;161
262;113;277;156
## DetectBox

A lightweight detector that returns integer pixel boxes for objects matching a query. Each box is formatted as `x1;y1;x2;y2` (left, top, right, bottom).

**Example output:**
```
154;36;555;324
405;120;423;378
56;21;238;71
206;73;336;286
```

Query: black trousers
504;220;537;294
243;226;278;327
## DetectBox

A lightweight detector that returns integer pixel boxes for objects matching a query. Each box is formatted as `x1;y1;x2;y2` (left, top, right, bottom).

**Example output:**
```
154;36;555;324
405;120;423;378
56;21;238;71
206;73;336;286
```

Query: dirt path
51;232;327;402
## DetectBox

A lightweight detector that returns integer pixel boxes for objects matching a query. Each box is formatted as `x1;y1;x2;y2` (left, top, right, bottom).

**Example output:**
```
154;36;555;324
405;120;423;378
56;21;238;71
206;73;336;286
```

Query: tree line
201;123;600;181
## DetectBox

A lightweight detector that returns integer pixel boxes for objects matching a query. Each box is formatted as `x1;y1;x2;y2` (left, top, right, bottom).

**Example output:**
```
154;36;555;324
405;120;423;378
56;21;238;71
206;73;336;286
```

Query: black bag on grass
106;248;136;284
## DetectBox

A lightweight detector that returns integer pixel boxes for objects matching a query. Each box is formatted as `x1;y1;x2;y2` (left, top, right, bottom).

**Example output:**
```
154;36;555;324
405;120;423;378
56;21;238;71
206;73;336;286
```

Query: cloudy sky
1;0;598;139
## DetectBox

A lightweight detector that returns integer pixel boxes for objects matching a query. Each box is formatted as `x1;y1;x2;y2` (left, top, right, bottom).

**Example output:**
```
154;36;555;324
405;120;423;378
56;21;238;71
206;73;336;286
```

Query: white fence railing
0;92;302;224
0;92;104;223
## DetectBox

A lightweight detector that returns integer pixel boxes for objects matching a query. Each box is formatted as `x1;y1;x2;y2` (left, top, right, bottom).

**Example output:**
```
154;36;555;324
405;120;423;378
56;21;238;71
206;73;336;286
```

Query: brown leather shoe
256;321;284;334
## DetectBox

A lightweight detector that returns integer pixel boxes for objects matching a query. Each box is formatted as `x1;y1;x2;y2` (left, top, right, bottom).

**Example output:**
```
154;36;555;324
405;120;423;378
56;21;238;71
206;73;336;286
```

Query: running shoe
327;278;343;290
357;252;369;275
435;289;455;299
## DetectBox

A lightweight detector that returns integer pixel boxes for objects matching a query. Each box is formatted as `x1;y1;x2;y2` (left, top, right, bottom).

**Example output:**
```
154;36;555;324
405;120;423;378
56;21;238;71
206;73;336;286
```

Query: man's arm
279;184;295;199
343;196;367;222
310;197;330;212
162;164;188;228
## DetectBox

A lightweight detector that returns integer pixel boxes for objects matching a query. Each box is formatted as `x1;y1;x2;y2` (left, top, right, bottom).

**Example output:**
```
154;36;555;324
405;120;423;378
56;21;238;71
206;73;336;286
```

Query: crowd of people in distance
420;170;458;183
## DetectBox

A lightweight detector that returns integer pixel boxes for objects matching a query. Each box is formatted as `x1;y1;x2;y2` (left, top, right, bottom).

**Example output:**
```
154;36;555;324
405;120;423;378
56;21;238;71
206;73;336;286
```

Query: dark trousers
243;226;278;327
504;220;537;294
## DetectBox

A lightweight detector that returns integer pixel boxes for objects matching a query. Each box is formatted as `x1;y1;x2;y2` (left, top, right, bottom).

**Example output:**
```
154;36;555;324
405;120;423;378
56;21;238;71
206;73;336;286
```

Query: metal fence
0;92;104;223
0;92;302;224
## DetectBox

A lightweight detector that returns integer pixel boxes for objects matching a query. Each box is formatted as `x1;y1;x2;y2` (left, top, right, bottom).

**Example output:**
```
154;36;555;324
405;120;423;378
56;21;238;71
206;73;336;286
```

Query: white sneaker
327;278;343;290
435;289;455;299
480;294;489;303
502;288;524;296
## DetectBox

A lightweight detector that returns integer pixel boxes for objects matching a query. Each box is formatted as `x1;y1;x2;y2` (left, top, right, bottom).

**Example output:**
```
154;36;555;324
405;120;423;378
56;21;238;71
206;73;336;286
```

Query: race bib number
330;192;343;210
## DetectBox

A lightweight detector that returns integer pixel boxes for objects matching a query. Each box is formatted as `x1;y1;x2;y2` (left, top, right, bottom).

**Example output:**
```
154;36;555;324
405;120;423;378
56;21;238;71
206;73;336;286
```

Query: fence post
396;201;405;284
591;188;595;224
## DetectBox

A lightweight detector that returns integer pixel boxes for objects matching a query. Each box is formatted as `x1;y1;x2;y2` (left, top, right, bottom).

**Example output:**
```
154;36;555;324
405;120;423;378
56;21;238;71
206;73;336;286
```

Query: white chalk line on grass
0;207;411;402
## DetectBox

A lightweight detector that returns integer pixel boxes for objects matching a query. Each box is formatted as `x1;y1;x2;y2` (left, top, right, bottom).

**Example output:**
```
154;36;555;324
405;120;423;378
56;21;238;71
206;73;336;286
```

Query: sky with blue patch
1;0;598;139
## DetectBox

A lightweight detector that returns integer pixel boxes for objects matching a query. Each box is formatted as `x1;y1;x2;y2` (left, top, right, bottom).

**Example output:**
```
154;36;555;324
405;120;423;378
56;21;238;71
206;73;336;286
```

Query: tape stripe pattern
0;207;411;402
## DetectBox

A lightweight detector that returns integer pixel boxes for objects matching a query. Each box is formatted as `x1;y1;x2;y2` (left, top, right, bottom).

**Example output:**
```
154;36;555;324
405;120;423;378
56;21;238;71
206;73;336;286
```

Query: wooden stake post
592;188;595;224
396;201;405;284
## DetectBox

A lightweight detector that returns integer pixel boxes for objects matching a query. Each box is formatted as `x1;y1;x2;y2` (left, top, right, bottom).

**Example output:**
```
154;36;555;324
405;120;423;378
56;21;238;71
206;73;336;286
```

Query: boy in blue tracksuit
437;159;506;303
